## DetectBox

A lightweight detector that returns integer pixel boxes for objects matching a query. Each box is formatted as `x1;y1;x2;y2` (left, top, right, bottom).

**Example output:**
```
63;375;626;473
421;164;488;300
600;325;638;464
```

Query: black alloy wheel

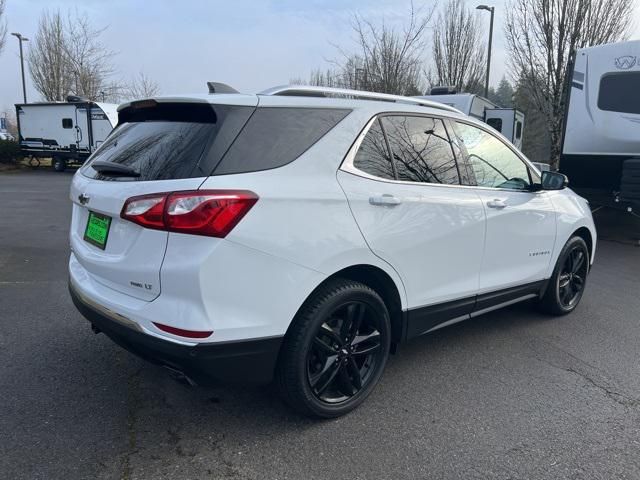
276;279;391;418
538;236;590;315
557;246;588;309
307;301;384;404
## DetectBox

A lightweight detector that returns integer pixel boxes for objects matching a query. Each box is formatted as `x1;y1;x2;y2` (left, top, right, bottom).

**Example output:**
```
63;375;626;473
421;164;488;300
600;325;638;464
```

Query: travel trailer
15;97;117;171
418;89;525;149
560;40;640;208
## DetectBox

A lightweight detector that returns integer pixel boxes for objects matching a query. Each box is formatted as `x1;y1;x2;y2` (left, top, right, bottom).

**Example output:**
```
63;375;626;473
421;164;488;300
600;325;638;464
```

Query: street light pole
11;32;29;104
476;5;494;99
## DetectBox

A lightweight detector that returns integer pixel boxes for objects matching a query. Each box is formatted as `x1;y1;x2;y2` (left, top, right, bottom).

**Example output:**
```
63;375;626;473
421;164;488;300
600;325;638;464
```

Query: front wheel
538;236;590;315
276;279;391;418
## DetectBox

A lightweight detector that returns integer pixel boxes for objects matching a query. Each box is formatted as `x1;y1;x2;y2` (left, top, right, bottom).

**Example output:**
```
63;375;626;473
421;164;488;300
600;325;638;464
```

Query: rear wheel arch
286;264;405;345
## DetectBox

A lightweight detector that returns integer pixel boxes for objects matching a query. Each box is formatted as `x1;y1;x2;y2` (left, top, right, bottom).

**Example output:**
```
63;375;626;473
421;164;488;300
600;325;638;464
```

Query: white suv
69;85;596;418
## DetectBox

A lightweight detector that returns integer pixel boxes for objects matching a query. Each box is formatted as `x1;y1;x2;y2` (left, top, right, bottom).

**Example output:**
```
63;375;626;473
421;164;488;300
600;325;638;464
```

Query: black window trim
341;112;469;188
340;112;542;193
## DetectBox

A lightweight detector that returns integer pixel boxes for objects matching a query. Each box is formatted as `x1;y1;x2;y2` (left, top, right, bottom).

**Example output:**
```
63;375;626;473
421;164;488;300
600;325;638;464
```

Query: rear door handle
487;199;507;209
369;194;402;206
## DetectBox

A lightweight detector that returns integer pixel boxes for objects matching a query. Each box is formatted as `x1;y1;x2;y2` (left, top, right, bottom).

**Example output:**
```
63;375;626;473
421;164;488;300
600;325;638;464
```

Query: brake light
121;190;258;237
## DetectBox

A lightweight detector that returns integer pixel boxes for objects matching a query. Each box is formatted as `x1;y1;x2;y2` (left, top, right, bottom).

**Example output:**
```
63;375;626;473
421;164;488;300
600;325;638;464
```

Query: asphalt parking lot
2;170;640;480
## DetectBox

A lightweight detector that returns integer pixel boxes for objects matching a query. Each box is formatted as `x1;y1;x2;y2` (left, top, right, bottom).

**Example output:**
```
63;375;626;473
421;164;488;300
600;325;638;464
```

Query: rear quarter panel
197;106;409;321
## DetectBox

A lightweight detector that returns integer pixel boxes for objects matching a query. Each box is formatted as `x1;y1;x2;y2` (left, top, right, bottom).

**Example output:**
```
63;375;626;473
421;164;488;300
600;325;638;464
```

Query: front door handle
487;199;507;209
369;194;402;206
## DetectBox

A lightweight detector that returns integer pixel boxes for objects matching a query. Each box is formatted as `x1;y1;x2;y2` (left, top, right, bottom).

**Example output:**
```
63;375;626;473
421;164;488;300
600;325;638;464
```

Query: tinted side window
382;116;460;185
455;122;531;190
214;108;350;175
598;72;640;114
353;119;395;180
62;118;73;129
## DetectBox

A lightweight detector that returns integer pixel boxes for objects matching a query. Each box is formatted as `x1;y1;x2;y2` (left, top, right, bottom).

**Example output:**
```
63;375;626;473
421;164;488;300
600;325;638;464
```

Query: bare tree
430;0;486;94
28;10;70;101
28;10;120;102
63;12;117;101
295;3;434;95
505;0;636;168
0;0;7;55
125;72;160;100
347;4;433;95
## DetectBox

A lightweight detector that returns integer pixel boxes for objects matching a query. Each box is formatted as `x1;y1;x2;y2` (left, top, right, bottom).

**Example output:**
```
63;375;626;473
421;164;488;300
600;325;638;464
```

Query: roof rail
259;85;463;113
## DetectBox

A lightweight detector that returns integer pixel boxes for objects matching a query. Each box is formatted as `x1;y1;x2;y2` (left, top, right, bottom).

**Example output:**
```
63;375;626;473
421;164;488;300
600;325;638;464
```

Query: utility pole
11;32;29;103
476;5;495;98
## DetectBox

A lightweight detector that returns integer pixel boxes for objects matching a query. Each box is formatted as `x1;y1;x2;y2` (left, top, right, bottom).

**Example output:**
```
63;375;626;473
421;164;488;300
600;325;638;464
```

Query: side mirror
541;170;569;190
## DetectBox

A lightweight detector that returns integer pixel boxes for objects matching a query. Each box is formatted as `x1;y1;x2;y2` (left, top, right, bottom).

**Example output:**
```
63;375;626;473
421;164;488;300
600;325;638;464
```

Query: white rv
560;40;640;205
417;91;525;149
16;97;118;171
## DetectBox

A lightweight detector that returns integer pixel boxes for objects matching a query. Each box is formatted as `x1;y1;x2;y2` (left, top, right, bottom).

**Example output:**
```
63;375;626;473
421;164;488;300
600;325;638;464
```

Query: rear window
212;107;350;175
83;104;349;181
82;103;254;181
598;72;640;114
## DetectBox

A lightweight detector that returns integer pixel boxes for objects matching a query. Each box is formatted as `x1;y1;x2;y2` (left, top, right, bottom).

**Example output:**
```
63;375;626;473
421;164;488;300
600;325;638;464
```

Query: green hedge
0;139;21;164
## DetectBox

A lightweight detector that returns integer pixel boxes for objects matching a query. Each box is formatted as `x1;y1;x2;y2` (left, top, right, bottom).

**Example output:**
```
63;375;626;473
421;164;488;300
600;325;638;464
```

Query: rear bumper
69;282;282;385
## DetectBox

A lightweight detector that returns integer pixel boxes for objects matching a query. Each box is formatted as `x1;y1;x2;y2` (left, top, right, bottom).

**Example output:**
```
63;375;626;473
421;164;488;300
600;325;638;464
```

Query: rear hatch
69;97;257;300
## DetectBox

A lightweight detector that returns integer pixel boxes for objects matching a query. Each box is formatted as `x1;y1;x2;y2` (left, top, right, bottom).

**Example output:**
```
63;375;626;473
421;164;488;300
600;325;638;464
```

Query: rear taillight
121;190;258;238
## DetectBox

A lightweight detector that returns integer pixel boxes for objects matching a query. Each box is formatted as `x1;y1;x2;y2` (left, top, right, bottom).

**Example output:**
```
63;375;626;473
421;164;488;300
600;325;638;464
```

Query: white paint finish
475;189;557;292
563;40;640;156
545;190;597;270
16;102;118;153
70;237;326;343
338;170;486;308
158;235;325;341
17;104;81;149
198;107;409;310
69;172;205;301
93;102;119;127
67;91;597;349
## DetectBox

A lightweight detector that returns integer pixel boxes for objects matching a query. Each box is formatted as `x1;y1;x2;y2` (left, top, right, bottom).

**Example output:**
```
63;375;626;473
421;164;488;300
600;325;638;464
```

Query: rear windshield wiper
91;160;141;177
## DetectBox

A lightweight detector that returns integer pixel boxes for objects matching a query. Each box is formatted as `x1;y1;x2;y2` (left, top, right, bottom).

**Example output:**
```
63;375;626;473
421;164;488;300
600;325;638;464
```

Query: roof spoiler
207;82;239;94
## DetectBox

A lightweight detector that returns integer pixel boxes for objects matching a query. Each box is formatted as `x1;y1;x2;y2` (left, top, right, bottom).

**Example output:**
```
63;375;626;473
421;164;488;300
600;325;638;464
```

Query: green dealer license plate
83;211;112;250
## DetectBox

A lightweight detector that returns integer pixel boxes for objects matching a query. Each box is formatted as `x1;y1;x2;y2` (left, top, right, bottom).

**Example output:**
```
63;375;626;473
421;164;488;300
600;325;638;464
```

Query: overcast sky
1;0;639;114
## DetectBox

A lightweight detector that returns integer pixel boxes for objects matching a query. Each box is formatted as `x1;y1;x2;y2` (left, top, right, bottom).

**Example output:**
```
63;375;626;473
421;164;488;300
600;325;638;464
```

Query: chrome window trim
340;113;544;194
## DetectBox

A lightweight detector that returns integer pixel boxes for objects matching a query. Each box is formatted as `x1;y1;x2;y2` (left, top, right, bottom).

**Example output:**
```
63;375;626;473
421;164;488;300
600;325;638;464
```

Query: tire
52;157;66;172
276;278;391;418
537;236;590;316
